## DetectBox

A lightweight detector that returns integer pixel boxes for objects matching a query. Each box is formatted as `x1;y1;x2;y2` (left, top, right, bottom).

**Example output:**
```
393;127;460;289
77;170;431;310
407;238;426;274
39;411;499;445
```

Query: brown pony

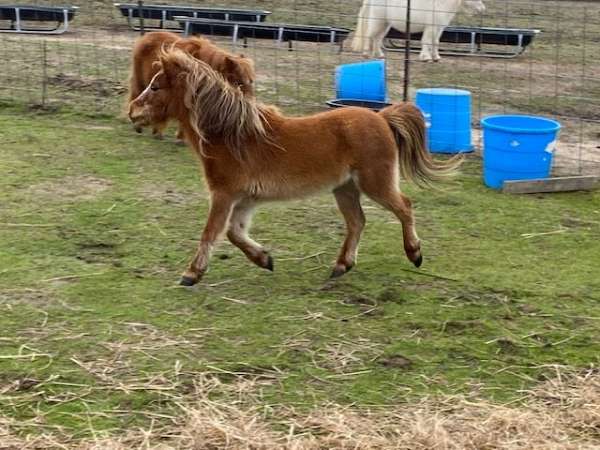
128;49;461;286
127;31;255;139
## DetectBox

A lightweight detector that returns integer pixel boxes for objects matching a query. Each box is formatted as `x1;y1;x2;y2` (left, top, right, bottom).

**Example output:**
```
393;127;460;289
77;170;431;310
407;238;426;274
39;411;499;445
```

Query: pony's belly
245;171;352;201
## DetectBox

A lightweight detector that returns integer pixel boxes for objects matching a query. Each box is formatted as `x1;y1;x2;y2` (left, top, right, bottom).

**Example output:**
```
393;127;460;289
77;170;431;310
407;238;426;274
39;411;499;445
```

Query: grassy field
1;0;600;447
1;99;600;446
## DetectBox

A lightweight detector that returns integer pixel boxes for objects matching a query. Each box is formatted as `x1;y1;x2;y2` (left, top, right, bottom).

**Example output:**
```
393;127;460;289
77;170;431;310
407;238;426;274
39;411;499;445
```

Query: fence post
41;40;48;107
137;0;145;35
403;0;411;102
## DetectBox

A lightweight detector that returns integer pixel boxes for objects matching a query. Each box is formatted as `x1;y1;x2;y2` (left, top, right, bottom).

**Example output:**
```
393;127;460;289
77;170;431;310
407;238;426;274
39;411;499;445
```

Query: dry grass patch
2;367;599;449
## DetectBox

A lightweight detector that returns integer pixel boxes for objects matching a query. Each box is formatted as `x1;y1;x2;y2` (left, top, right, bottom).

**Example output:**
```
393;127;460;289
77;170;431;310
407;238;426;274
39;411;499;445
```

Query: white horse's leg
432;26;445;61
364;13;389;57
351;2;368;53
419;25;434;61
372;24;391;58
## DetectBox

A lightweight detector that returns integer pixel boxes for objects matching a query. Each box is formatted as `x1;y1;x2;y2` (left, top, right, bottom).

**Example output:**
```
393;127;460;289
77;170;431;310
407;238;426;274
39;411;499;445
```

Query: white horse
352;0;486;61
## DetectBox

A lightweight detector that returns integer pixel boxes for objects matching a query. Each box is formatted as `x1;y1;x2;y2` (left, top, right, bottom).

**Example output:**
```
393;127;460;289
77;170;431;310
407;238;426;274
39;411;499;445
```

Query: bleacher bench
384;26;541;58
0;5;78;34
114;3;271;32
178;17;350;49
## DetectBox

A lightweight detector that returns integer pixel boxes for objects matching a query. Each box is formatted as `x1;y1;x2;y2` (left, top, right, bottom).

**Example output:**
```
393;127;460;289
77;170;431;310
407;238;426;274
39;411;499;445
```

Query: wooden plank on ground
503;176;600;194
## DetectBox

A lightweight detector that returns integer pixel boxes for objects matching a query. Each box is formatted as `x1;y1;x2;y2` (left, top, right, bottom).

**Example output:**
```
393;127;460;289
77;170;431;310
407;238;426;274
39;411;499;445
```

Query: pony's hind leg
180;193;235;286
331;181;366;278
358;175;422;267
227;200;273;271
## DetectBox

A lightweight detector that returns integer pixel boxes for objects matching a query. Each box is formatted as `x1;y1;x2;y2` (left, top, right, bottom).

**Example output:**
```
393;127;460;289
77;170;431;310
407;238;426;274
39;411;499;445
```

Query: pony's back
127;32;255;105
178;37;255;96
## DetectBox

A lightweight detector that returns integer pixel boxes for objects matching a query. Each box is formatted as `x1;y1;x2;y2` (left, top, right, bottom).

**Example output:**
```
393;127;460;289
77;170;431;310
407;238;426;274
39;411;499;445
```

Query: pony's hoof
265;255;274;272
134;126;143;134
179;275;197;286
413;254;423;268
330;263;353;279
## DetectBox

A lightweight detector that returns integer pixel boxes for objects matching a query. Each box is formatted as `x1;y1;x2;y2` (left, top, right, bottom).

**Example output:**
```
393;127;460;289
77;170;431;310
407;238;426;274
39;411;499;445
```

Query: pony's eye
150;85;159;92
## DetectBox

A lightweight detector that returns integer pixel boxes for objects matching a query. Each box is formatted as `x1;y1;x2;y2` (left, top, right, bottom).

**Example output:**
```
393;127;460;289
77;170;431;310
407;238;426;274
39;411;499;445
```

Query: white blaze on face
139;72;161;100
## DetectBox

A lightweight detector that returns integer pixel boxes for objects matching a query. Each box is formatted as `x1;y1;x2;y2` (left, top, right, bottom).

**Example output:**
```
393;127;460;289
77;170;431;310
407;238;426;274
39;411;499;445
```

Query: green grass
1;103;599;439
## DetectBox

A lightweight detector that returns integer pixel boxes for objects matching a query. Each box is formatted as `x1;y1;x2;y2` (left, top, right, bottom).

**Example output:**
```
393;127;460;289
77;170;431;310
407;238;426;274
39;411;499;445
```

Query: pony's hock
129;50;459;284
0;5;78;34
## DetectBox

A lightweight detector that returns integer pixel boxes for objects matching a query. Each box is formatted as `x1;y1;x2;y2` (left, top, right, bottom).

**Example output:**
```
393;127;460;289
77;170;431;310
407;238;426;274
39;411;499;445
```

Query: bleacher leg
15;7;21;32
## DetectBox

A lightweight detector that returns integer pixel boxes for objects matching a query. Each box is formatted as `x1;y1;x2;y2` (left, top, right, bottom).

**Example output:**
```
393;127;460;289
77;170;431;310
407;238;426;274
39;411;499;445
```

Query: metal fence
1;0;599;177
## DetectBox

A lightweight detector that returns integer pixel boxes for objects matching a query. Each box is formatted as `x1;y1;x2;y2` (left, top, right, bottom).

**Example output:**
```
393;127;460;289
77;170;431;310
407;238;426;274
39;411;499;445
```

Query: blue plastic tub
481;115;561;189
415;88;472;154
335;59;387;102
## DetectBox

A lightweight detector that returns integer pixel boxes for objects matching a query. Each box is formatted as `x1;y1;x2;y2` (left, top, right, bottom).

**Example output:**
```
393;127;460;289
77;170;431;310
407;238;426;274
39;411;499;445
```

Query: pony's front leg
151;121;168;140
227;200;274;271
180;193;236;286
175;126;186;145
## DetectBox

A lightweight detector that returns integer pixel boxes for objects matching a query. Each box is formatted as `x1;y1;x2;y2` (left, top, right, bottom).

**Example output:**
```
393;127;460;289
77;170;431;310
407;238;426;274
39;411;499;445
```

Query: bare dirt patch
0;289;52;308
138;182;205;206
48;73;126;96
28;175;112;202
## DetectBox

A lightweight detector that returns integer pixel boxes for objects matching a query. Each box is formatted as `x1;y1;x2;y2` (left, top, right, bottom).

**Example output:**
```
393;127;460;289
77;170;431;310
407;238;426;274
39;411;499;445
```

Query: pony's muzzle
128;104;149;129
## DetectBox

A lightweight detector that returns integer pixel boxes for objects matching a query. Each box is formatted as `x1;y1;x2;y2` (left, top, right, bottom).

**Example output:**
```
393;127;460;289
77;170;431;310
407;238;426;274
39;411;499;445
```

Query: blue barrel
335;59;387;102
415;88;472;154
481;115;561;189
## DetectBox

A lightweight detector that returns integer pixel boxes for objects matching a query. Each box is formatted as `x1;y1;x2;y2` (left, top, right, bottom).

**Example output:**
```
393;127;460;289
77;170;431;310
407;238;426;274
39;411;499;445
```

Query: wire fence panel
1;0;598;176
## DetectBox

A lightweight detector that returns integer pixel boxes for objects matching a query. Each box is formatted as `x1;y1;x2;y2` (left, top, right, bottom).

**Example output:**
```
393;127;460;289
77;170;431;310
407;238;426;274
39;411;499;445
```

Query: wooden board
503;176;600;194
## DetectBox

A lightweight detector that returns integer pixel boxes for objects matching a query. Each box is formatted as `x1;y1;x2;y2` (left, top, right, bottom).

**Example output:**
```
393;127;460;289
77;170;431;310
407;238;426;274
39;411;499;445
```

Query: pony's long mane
162;48;270;160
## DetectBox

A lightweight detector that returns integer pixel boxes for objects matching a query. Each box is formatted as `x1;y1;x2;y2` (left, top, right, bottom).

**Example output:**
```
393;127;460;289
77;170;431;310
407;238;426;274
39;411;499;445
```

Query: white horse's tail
351;1;370;53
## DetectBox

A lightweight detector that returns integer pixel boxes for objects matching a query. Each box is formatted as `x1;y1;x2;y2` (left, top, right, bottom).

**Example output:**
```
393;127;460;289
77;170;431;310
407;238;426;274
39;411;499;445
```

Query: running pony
127;31;255;139
128;49;461;286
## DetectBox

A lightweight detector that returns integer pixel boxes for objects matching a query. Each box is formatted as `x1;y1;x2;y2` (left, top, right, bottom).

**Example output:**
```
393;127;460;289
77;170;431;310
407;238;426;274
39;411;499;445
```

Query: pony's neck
177;114;205;155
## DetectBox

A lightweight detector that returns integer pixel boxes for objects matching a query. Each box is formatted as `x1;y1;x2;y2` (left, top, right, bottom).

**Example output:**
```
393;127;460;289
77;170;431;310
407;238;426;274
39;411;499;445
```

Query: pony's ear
159;53;183;83
223;56;239;74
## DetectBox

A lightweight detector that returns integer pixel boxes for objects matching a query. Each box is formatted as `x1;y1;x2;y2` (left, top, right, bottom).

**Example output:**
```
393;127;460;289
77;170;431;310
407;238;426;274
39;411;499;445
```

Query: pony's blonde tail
351;1;369;53
379;103;463;187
